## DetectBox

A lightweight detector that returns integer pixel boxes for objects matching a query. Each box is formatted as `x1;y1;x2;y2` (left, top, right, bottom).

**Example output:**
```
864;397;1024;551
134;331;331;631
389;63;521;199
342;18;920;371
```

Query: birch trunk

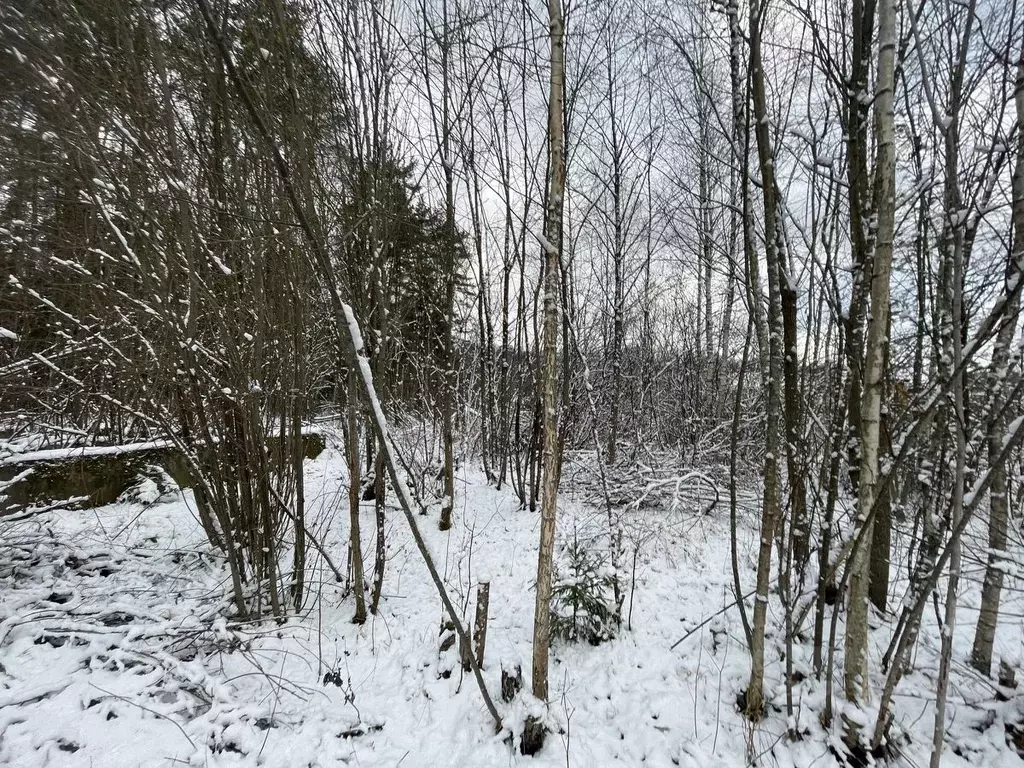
843;0;896;752
744;0;785;719
531;0;565;707
438;0;457;532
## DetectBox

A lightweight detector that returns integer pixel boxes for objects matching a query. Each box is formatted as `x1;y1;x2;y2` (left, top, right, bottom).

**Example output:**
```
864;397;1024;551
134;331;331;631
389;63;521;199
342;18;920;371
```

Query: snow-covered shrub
550;532;617;646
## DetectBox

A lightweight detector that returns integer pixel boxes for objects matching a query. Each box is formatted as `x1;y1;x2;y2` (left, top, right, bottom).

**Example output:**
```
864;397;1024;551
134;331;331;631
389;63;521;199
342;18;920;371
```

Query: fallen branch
670;589;756;651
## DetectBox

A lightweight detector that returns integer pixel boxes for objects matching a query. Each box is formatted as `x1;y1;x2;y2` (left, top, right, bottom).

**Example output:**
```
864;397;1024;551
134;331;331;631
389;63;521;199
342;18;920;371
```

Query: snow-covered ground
1;444;1022;766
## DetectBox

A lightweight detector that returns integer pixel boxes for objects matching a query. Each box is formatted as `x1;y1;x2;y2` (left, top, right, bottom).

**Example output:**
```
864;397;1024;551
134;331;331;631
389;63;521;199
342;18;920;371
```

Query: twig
670;589;757;650
89;682;196;750
0;681;71;709
2;496;89;522
269;485;344;583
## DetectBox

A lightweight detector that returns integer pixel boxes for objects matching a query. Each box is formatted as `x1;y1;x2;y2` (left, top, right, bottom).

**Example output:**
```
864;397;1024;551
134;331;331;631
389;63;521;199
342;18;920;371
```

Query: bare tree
972;38;1024;679
843;0;896;752
525;0;566;750
743;0;786;720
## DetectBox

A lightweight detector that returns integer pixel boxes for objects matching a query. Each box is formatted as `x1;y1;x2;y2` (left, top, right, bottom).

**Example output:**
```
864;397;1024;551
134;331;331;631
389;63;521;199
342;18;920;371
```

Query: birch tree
743;0;786;720
843;0;896;752
525;0;566;750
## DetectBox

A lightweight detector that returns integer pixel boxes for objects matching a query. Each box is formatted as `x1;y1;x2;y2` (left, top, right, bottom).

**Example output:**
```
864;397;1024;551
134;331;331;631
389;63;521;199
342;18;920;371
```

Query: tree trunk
971;42;1024;677
843;0;878;494
473;581;490;669
348;369;367;624
606;40;624;467
844;0;895;752
744;0;785;720
928;6;977;763
869;376;892;612
531;0;566;715
782;283;807;579
438;0;457;531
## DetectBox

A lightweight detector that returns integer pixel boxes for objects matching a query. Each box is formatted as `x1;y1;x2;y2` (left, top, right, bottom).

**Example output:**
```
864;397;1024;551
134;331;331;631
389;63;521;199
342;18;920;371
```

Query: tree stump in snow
500;660;522;703
521;715;545;755
438;613;457;679
473;581;490;669
461;581;490;671
1000;660;1018;690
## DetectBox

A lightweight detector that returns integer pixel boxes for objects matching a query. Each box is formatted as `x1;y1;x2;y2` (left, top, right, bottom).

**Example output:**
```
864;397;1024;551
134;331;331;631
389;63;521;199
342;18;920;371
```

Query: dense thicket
2;0;1023;763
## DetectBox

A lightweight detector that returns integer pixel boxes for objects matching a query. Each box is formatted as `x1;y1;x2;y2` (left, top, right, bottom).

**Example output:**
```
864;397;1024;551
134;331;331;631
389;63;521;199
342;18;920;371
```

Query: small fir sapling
550;529;617;645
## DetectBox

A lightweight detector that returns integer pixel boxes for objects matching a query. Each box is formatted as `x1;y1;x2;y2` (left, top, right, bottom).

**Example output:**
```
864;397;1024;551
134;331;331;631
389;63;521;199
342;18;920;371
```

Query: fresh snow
0;443;1022;766
0;440;174;466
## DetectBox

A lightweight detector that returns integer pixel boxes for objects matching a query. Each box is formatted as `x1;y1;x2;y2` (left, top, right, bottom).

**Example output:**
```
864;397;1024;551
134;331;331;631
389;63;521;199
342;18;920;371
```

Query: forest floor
1;440;1022;767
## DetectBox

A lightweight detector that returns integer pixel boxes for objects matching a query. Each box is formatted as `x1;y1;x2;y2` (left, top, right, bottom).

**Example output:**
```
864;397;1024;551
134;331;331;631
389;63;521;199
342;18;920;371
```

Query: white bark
844;0;896;750
531;0;566;706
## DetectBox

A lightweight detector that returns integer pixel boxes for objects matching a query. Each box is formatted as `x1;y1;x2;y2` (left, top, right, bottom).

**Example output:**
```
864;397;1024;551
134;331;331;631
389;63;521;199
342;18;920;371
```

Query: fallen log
0;432;326;513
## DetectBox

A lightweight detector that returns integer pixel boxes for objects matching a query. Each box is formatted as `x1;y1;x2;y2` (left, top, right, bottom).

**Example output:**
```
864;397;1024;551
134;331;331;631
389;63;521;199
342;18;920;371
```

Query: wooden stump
1000;659;1018;690
473;581;490;669
520;715;546;755
500;661;522;703
438;614;457;679
461;581;490;671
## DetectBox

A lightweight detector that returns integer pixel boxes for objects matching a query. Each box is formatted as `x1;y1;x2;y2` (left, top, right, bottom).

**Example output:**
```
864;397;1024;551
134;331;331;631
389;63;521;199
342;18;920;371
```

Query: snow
0;443;1022;767
0;425;323;465
211;254;233;275
0;440;174;466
